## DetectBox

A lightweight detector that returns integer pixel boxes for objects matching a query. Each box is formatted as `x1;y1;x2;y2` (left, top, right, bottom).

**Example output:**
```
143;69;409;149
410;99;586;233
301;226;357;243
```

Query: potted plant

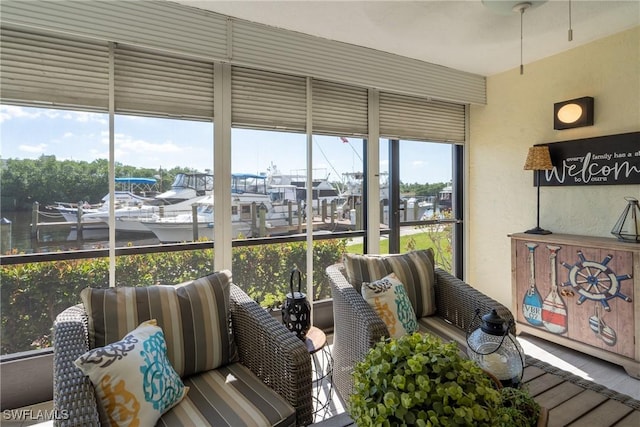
496;386;546;427
350;333;544;426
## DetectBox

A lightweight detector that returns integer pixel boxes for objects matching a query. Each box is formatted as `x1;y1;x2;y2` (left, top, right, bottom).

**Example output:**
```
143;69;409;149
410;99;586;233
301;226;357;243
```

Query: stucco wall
467;26;640;309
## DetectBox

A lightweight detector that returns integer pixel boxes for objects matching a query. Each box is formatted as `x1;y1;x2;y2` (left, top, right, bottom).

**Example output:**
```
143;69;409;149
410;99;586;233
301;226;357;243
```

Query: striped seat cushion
343;249;436;317
80;271;238;378
158;363;296;427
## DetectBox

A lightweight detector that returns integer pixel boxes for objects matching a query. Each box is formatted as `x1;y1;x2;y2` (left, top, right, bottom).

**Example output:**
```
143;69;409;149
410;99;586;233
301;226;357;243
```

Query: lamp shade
554;97;594;130
523;146;553;171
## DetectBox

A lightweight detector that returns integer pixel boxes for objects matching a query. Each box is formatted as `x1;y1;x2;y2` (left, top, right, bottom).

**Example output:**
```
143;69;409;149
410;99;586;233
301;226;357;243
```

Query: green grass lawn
347;232;449;254
345;227;452;271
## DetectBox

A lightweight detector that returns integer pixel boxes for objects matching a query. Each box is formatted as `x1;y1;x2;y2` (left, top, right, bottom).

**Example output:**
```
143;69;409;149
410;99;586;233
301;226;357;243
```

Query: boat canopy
114;177;160;197
115;177;157;185
232;173;268;195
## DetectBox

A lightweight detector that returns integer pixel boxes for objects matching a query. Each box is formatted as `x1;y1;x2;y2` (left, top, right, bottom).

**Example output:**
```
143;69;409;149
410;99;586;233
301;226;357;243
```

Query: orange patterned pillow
74;319;188;426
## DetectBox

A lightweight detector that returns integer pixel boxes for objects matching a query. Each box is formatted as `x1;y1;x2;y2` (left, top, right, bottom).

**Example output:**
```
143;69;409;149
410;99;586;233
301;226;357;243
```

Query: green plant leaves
350;333;506;427
1;238;347;354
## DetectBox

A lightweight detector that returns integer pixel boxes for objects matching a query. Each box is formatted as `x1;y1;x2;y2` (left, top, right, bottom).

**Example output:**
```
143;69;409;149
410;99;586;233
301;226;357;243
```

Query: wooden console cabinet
510;233;640;378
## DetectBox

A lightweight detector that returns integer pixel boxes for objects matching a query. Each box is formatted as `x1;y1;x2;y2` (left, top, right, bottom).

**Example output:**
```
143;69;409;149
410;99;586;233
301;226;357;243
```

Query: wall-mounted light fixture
553;96;594;130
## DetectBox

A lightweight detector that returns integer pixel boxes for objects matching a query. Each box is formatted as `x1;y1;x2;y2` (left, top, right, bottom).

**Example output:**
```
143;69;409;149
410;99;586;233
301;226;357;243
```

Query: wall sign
537;132;640;186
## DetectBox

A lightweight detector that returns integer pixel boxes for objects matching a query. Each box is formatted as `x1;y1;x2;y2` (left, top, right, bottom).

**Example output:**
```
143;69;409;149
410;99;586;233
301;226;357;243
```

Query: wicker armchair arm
434;268;516;335
52;304;100;427
229;284;312;427
326;264;389;401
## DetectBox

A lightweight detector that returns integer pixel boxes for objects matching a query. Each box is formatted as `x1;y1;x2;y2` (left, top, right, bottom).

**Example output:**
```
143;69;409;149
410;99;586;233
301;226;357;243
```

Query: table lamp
523;146;553;235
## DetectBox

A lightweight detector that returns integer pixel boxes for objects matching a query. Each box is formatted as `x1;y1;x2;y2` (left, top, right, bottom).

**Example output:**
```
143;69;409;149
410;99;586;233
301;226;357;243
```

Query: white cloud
63;132;74;138
46;110;63;119
0;106;107;125
412;160;426;167
19;143;48;153
59;110;107;124
0;105;42;123
113;133;181;154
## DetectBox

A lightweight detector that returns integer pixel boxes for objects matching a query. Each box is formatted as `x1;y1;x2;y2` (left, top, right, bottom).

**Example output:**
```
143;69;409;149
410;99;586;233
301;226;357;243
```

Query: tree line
0;155;450;212
0;156;193;211
400;181;449;198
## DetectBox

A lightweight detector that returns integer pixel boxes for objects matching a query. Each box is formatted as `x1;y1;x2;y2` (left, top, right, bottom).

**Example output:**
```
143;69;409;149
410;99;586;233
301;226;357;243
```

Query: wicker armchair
326;263;515;402
52;284;313;427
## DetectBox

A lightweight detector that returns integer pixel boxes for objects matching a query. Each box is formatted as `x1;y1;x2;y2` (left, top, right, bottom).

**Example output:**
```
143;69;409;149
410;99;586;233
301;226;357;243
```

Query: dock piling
31;202;39;239
191;204;199;241
76;203;83;241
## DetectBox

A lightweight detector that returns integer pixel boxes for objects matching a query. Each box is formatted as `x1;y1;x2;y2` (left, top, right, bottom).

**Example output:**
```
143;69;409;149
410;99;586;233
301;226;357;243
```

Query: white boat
83;195;212;233
51;177;160;229
437;185;453;211
142;174;284;242
153;172;214;204
339;172;436;222
80;173;214;233
268;170;341;206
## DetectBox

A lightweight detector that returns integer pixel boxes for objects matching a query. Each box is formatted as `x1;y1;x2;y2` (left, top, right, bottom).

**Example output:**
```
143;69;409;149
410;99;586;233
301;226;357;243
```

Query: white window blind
231;67;306;132
379;92;466;143
1;0;485;105
311;79;368;136
114;45;214;119
0;27;109;110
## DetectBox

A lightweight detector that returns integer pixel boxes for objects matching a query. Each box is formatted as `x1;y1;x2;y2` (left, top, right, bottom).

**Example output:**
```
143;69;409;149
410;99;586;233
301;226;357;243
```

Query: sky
0;105;452;186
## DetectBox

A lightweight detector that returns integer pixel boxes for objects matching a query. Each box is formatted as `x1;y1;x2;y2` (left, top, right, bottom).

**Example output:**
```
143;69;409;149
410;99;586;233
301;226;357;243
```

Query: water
0;210;159;254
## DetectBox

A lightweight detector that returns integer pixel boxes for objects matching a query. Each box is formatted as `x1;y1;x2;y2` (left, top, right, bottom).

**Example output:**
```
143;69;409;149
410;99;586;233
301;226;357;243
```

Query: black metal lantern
466;308;525;388
282;268;311;340
611;197;640;243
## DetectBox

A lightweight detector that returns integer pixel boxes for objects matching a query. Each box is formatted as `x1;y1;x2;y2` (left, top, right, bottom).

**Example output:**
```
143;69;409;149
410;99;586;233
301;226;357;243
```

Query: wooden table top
304;326;327;355
524;357;639;427
311;356;640;427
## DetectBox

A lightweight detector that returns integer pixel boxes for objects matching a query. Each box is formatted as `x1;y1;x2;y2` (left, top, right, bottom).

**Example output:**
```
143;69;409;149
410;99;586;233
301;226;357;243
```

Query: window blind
0;27;109;110
231;66;306;132
114;45;214;119
311;79;368;136
379;92;466;143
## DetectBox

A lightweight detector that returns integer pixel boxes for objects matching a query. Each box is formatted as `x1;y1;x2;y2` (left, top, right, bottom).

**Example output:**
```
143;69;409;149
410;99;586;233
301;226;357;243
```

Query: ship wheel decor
561;251;632;311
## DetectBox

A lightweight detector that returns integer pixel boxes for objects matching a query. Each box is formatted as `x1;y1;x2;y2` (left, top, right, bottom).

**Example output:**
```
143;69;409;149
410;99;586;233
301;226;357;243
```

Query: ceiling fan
482;1;574;74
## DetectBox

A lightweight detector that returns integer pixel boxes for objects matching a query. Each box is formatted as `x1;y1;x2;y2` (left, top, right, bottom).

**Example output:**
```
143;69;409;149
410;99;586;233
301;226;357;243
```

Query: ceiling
170;0;639;76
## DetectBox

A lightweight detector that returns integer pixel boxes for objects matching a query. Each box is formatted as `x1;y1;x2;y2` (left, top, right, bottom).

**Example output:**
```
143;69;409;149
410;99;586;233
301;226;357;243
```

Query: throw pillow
80;270;238;378
74;319;188;427
362;273;419;338
343;249;436;317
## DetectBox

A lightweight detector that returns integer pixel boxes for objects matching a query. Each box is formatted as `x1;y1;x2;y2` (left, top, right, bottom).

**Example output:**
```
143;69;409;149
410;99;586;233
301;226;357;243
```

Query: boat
80;172;214;233
437;185;452;211
50;177;160;229
142;174;287;242
338;171;391;220
153;172;214;204
338;172;438;222
267;168;342;207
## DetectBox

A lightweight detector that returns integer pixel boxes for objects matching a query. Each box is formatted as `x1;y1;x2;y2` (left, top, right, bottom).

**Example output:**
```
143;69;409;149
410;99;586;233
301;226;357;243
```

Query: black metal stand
525;170;552;235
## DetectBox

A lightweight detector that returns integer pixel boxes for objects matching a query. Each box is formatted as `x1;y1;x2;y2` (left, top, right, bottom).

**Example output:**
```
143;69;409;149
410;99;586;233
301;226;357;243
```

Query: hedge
0;239;347;355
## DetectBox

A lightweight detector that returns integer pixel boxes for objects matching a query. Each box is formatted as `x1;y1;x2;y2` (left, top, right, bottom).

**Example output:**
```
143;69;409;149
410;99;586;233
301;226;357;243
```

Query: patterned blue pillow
74;319;188;426
362;272;419;338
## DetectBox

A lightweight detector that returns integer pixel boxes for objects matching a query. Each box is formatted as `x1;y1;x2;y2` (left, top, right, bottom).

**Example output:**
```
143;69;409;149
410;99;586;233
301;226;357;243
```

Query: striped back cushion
343;249;436;317
80;271;238;378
